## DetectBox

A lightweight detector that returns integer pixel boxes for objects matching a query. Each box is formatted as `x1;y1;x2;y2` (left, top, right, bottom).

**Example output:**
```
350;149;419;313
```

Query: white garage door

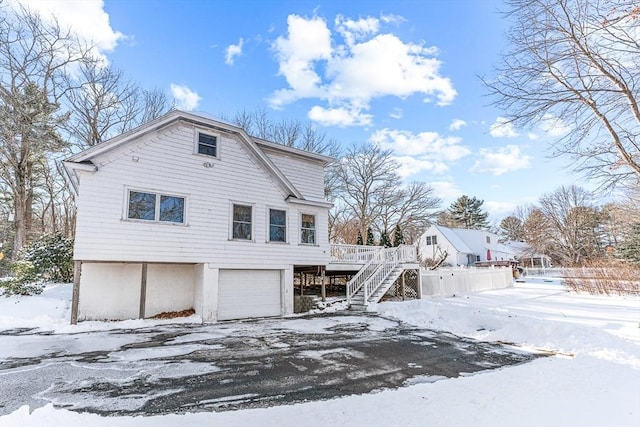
218;269;282;321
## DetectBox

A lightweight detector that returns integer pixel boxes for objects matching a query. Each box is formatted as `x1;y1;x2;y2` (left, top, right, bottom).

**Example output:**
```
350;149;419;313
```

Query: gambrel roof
63;110;333;208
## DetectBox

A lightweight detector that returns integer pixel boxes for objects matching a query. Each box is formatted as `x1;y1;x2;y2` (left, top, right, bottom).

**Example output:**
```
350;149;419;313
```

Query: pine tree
446;195;489;230
366;227;375;245
356;230;363;245
393;224;405;246
617;223;640;264
379;230;391;248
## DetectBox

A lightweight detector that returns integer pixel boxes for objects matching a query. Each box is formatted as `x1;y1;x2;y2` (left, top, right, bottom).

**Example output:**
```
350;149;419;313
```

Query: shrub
563;259;639;296
1;260;44;296
21;233;74;283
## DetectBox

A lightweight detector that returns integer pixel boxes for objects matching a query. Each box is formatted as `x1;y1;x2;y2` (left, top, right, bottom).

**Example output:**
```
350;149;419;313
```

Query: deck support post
139;263;148;319
401;270;406;301
70;260;82;325
321;267;326;302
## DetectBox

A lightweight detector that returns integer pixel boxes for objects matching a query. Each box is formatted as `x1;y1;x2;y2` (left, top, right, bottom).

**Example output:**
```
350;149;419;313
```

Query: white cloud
485;200;518;218
270;15;332;108
539;114;572;137
308;105;373;127
170;84;201;111
370;128;471;177
449;119;467;131
15;0;125;61
225;38;244;65
380;13;406;25
430;181;463;200
528;133;539;140
269;14;456;125
489;117;519;138
470;145;532;175
335;15;379;46
389;108;403;119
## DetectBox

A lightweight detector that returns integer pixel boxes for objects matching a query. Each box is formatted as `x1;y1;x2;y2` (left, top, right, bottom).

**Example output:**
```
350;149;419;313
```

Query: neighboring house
418;224;518;267
502;240;552;269
63;110;333;323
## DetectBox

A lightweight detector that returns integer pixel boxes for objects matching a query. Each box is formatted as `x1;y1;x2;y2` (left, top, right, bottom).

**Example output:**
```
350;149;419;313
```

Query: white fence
421;267;513;297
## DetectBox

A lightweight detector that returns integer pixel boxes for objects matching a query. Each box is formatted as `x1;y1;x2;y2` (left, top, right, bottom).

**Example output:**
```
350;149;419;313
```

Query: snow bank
1;280;639;427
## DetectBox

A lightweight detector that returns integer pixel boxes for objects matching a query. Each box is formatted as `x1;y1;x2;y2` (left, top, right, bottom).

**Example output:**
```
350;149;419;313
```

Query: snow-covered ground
1;278;638;427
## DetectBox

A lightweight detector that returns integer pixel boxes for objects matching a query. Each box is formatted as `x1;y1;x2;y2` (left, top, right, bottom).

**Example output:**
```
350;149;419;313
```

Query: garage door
218;270;282;321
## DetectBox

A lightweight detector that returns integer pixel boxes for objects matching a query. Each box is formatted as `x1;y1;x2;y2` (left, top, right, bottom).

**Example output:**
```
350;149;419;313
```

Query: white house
63;110;333;323
417;224;518;266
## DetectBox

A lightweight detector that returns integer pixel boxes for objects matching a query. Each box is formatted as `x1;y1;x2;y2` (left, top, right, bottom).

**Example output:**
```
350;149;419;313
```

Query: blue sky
19;0;581;222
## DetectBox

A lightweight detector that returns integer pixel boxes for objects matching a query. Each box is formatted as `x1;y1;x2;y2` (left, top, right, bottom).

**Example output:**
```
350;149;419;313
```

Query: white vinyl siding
72;122;329;266
217;270;281;320
262;148;325;199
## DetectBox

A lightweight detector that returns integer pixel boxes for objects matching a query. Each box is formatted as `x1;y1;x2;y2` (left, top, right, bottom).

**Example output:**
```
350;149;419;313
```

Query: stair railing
346;245;417;306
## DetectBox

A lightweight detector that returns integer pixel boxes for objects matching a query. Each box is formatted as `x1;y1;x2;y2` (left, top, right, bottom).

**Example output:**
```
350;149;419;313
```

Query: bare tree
538;185;603;265
377;182;441;244
230;108;340;156
64;62;171;149
329;144;440;244
485;0;640;190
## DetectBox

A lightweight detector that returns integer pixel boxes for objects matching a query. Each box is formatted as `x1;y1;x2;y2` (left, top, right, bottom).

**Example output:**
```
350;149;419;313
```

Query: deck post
70;260;82;325
139;263;148;319
321;267;326;302
401;270;406;300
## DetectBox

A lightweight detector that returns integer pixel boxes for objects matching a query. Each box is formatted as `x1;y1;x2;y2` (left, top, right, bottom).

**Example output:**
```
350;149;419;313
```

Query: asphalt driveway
0;312;544;416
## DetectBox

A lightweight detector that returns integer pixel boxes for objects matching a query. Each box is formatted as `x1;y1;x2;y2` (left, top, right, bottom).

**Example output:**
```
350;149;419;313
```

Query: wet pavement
0;312;546;416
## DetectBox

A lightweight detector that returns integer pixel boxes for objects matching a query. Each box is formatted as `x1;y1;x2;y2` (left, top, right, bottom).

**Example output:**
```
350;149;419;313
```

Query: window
486;236;491;244
232;204;252;240
269;209;286;242
127;190;185;224
197;132;217;157
425;235;437;245
300;214;316;244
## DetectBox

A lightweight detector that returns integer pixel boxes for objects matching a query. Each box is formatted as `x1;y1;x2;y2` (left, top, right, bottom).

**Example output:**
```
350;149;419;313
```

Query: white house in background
417;224;518;267
63;110;333;323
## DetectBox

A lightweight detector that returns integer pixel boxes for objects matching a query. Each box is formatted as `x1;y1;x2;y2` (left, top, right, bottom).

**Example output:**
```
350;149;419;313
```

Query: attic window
425;235;437;245
197;132;218;157
486;236;491;244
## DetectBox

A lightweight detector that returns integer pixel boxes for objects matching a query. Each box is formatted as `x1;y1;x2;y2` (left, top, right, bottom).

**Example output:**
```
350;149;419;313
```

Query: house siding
262;148;326;199
73;122;329;267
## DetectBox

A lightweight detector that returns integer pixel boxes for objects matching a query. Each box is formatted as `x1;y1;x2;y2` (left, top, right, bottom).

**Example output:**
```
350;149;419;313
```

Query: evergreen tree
379;230;391;248
356;229;363;245
617;223;640;265
445;195;489;230
499;216;525;241
393;224;405;246
366;227;375;245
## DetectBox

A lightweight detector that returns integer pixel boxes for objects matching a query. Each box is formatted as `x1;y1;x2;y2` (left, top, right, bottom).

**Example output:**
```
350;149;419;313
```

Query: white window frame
267;207;288;243
124;187;187;225
230;202;255;241
194;129;221;159
300;212;317;245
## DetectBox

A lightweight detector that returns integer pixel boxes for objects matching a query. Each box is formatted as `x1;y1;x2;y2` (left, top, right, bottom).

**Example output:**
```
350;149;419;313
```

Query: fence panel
421;267;512;297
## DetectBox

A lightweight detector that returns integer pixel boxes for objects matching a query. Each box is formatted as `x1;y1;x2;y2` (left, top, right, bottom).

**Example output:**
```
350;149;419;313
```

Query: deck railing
330;244;382;264
346;245;417;305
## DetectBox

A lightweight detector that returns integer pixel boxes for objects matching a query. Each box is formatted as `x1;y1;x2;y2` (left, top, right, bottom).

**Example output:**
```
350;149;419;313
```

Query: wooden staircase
346;245;418;310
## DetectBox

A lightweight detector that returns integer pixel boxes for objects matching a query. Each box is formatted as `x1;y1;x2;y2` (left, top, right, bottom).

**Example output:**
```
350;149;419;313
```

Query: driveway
0;312;544;416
